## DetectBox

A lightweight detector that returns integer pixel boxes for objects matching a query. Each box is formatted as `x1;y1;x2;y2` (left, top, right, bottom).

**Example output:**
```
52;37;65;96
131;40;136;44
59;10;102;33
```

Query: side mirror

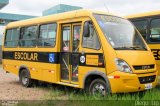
83;21;90;37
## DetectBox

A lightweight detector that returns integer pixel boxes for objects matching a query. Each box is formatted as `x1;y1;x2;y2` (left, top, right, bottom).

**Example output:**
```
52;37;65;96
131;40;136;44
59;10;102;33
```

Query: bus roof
6;9;114;29
126;10;160;19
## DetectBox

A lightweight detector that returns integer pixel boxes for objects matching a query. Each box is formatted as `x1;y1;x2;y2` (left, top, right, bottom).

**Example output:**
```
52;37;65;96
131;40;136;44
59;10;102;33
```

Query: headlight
115;58;132;73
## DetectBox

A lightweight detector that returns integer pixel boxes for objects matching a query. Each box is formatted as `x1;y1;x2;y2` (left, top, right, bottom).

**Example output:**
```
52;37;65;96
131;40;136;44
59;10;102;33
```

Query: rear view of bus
126;11;160;84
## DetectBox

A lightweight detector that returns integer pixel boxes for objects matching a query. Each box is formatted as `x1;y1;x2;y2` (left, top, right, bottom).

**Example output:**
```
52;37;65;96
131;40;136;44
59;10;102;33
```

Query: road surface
0;66;49;100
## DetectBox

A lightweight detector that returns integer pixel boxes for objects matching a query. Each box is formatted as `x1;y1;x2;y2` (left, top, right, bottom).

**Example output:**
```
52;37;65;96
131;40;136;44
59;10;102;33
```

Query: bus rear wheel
20;69;33;87
89;79;108;96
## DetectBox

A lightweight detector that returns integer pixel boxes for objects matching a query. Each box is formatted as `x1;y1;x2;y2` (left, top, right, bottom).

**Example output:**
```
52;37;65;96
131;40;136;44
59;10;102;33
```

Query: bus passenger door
60;23;81;84
71;24;81;84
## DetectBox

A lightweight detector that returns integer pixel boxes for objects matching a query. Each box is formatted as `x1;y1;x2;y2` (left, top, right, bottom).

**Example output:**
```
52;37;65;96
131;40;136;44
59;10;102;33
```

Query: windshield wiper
129;46;147;50
114;46;135;50
114;46;147;50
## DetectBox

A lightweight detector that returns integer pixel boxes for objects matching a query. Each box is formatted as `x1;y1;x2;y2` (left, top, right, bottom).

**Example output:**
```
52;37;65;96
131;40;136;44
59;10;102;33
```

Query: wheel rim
22;74;28;85
92;83;106;96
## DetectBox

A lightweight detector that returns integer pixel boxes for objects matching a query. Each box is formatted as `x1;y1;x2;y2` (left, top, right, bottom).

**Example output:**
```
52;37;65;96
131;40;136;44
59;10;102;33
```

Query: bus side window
4;28;19;47
73;25;81;52
150;18;160;43
132;20;147;41
38;23;57;47
82;21;100;49
20;26;37;47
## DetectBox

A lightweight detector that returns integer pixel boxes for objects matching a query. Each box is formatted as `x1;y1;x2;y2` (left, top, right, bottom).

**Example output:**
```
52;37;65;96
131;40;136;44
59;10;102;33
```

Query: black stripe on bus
151;49;160;60
2;51;105;68
3;51;60;64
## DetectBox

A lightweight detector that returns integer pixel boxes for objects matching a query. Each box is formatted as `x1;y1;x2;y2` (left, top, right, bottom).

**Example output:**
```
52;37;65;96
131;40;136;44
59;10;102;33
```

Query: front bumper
108;71;158;93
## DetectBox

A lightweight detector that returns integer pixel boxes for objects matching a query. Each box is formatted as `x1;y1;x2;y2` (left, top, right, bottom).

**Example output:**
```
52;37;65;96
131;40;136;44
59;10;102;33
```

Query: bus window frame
19;25;38;48
148;17;160;44
82;20;101;50
131;18;149;43
37;22;57;48
4;27;20;48
130;15;160;44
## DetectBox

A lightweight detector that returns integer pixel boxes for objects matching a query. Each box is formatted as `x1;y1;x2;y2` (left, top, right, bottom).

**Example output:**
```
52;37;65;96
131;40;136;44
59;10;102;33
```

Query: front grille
133;64;155;70
138;75;156;84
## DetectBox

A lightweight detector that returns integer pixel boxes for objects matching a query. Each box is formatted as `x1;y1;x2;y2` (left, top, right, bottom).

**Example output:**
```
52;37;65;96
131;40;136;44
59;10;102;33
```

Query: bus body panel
78;67;106;88
109;71;158;93
116;51;156;73
148;44;160;77
3;60;57;82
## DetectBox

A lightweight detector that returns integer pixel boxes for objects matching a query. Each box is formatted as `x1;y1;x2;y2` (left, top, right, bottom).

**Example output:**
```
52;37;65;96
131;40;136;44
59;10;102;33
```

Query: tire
19;69;33;87
89;79;109;96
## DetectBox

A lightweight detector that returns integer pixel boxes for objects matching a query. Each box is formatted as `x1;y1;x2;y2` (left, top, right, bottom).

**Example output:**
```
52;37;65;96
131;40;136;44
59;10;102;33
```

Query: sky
1;0;160;16
0;0;160;35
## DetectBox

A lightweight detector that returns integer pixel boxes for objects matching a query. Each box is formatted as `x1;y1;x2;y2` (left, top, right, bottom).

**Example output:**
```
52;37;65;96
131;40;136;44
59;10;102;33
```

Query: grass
16;83;160;106
2;79;158;106
42;84;160;101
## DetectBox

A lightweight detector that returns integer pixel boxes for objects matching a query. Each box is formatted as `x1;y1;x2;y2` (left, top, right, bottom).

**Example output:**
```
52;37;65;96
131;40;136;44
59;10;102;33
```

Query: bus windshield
94;14;147;50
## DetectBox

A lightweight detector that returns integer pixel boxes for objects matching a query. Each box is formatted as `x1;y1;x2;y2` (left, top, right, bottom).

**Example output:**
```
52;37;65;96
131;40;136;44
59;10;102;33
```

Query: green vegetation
43;85;160;101
40;84;160;106
16;84;160;106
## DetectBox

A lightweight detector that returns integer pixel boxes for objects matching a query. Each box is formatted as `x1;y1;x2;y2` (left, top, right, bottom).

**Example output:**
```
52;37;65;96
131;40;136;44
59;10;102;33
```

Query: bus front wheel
20;69;33;87
89;79;108;96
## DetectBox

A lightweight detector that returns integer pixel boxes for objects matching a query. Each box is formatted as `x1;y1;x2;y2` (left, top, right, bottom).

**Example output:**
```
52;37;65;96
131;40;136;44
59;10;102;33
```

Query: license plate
145;83;152;90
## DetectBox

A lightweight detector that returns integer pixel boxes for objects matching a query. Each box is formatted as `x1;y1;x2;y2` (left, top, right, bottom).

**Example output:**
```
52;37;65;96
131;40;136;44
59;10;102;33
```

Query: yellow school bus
2;10;158;95
126;11;160;83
